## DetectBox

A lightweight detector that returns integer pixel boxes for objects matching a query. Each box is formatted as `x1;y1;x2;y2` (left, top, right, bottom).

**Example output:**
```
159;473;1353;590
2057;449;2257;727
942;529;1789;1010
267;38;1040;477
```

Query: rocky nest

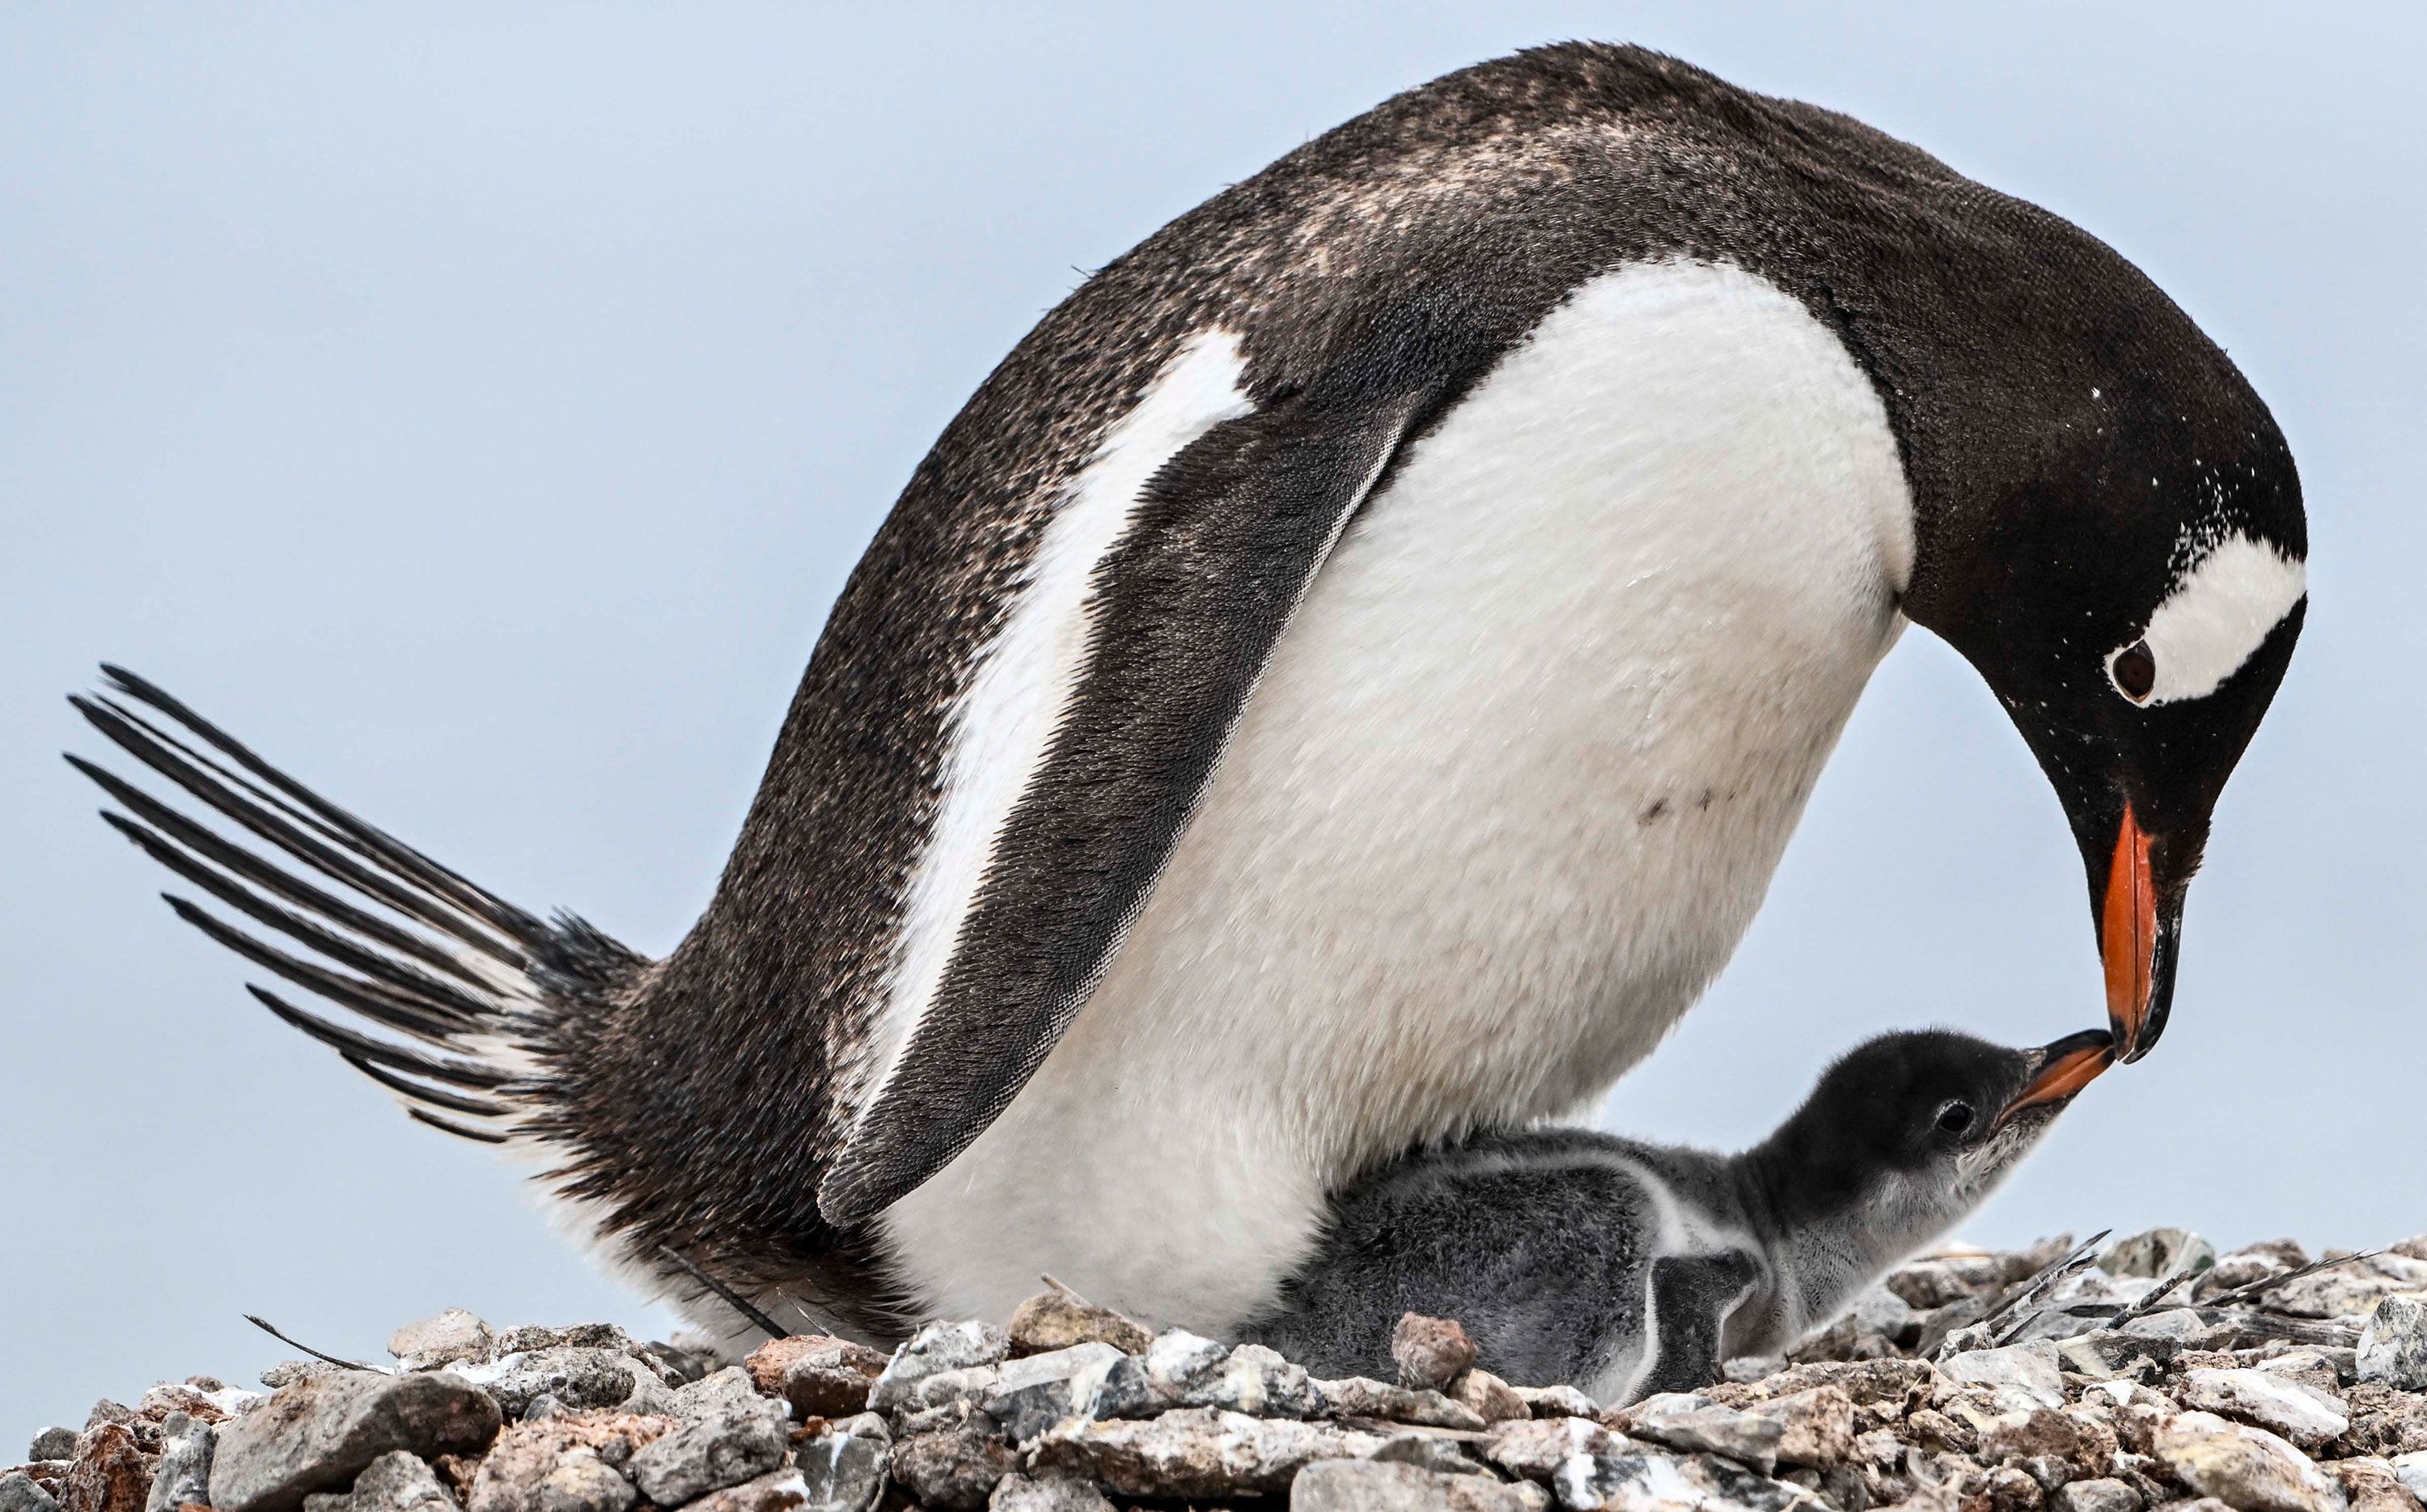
8;1230;2427;1512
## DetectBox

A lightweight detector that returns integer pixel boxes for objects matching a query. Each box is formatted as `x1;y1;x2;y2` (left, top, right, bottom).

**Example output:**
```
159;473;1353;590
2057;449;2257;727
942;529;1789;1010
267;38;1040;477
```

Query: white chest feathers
879;260;1916;1333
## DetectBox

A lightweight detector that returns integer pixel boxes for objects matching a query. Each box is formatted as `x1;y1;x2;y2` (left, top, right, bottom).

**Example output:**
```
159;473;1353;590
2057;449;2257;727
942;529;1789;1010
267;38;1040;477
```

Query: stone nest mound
8;1230;2427;1512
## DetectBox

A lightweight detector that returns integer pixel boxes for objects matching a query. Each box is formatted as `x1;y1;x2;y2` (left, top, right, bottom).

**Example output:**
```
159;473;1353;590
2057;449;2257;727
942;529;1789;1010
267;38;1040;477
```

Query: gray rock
453;1351;646;1420
145;1412;216;1512
2152;1410;2348;1512
680;1469;810;1512
1311;1377;1490;1431
529;1450;633;1512
1514;1386;1603;1421
261;1364;345;1391
490;1328;636;1360
2051;1477;2142;1512
670;1368;770;1422
1370;1434;1493;1477
2102;1230;2217;1283
1;1474;62;1512
1450;1370;1533;1426
1553;1448;1817;1512
2057;1332;2180;1381
980;1344;1123;1444
984;1473;1114;1512
2357;1295;2427;1391
2176;1370;2349;1450
1294;1459;1540;1511
1482;1417;1626;1482
2387;1455;2427;1506
2255;1349;2357;1389
887;1424;1013;1512
1394;1315;1480;1393
210;1370;502;1512
627;1404;789;1507
300;1451;461;1512
1886;1256;2008;1310
1938;1342;2065;1412
31;1429;83;1462
1027;1407;1390;1498
866;1323;1008;1417
388;1313;497;1373
795;1414;888;1512
1624;1394;1788;1473
2276;1259;2427;1324
1192;1343;1320;1417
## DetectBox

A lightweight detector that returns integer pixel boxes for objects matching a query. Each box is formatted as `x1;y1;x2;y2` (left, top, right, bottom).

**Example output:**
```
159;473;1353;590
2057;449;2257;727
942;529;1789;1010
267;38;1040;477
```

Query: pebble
866;1326;1010;1417
626;1403;790;1506
1027;1408;1388;1498
795;1414;889;1512
451;1351;649;1421
29;1431;81;1463
1942;1344;2068;1412
144;1412;215;1512
2050;1477;2141;1512
206;1374;496;1512
980;1344;1124;1444
2178;1370;2350;1449
1396;1315;1480;1393
1;1476;62;1512
1555;1446;1816;1512
1294;1458;1542;1511
1003;1294;1152;1359
2360;1298;2427;1391
2324;1457;2421;1512
743;1338;889;1421
1624;1394;1790;1473
982;1473;1114;1512
299;1451;461;1512
1481;1417;1625;1482
1311;1376;1490;1431
388;1313;497;1374
682;1468;810;1512
2103;1230;2218;1284
1450;1370;1533;1425
887;1423;1013;1512
2154;1410;2349;1512
1514;1385;1603;1421
464;1413;670;1512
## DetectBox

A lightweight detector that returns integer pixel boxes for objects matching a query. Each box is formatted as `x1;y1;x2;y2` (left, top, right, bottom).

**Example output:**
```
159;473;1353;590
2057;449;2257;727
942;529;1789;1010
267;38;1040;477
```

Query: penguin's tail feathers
66;664;647;1146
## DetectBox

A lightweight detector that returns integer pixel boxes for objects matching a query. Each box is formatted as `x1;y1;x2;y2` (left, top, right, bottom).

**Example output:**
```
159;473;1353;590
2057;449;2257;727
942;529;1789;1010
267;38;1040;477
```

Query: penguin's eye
2108;639;2157;704
1935;1101;1976;1136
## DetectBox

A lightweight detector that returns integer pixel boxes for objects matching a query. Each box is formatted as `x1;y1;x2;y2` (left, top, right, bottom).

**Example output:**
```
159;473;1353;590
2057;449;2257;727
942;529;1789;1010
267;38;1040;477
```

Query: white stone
2176;1369;2349;1450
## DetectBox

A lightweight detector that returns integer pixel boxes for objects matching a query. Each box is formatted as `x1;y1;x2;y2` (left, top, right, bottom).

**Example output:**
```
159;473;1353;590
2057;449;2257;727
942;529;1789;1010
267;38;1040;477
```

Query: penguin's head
1897;343;2306;1066
1760;1027;2115;1232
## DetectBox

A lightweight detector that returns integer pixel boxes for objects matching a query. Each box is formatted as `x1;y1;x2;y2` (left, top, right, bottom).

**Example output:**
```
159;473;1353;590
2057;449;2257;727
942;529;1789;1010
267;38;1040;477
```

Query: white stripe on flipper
845;330;1255;1124
2115;532;2306;705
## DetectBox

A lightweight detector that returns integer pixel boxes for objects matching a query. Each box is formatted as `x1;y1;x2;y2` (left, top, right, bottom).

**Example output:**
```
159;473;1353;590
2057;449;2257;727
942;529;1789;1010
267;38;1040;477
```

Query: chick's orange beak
1998;1029;2116;1125
2102;805;2158;1060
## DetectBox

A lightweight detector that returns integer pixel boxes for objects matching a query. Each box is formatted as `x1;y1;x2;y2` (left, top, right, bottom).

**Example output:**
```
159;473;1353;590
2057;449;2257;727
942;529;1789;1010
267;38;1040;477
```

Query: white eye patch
2108;532;2306;705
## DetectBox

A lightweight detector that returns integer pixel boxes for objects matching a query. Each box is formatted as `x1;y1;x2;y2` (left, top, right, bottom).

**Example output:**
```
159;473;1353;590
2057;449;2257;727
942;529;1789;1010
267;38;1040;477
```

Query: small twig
1039;1273;1093;1307
1976;1230;2111;1348
661;1247;786;1341
2106;1267;2205;1331
243;1314;381;1372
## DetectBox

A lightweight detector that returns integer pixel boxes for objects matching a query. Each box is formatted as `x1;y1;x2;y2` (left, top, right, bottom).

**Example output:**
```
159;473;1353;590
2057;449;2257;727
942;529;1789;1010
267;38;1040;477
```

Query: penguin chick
1240;1027;2113;1401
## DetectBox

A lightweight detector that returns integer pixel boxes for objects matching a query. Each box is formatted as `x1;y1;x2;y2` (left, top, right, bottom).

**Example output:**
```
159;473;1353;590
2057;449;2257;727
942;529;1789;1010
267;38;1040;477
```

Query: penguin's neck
1726;1138;1960;1352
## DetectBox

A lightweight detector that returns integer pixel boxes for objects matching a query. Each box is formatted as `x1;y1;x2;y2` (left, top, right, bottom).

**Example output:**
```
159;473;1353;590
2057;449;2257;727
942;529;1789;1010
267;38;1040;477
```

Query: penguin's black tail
66;665;647;1146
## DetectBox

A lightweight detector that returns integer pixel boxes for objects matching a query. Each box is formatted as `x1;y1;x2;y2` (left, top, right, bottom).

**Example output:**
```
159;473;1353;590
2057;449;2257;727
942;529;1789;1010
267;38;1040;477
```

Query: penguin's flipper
1629;1247;1762;1403
819;296;1497;1226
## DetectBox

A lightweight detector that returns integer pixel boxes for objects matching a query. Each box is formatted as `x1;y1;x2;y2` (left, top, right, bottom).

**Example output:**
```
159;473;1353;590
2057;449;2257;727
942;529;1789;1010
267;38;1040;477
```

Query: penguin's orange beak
2100;805;2161;1061
1999;1029;2116;1125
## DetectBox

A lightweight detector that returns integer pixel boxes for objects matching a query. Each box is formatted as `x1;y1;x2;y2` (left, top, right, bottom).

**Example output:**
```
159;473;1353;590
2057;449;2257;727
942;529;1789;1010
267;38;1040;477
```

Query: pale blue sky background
4;2;2421;1445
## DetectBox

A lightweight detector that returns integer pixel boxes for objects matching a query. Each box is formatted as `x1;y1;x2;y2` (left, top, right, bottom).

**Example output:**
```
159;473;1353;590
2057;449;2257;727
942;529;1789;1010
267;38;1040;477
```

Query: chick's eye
2110;639;2156;703
1936;1101;1976;1136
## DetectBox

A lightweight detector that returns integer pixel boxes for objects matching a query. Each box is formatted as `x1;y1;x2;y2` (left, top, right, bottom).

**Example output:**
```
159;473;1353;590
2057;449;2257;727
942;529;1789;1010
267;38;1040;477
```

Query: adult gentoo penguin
73;44;2305;1349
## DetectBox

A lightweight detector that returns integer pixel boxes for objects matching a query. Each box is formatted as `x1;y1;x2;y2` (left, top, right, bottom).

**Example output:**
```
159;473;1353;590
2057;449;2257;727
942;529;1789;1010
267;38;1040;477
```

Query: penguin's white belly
879;261;1913;1331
